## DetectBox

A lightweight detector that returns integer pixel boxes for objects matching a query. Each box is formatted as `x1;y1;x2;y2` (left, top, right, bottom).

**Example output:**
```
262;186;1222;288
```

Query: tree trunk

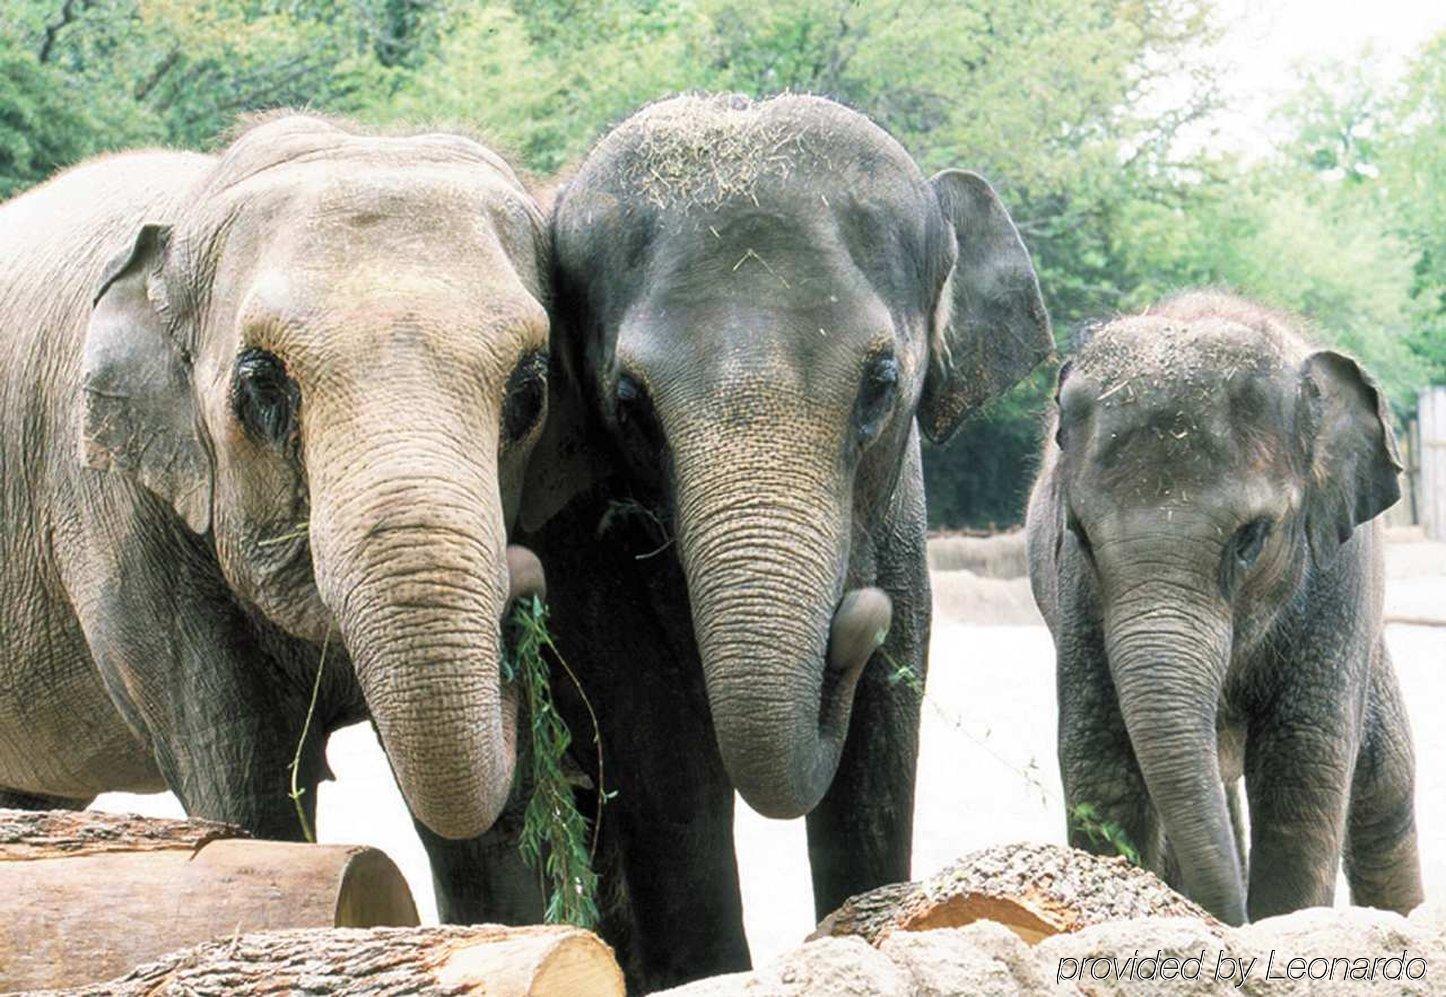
46;925;625;996
811;842;1216;946
0;809;417;990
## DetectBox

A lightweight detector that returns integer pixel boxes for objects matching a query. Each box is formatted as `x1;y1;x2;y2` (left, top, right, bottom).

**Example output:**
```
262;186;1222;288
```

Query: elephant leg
806;471;928;919
67;540;326;841
0;789;92;810
522;498;750;992
416;755;545;924
1056;618;1161;871
805;603;924;918
141;647;326;842
1344;650;1423;915
1244;700;1356;919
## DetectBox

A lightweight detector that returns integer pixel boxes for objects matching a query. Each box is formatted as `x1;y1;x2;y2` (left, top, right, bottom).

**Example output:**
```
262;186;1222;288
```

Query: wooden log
0;809;418;991
46;925;625;996
811;842;1216;946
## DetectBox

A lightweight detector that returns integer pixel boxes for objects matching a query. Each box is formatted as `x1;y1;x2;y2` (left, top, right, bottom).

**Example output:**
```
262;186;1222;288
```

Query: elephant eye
615;372;651;427
502;351;548;445
1232;518;1272;568
612;371;668;476
234;348;299;448
855;353;899;445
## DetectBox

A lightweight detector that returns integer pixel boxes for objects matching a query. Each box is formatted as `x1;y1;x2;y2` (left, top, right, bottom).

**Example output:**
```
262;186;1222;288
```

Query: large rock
1232;906;1439;996
1036;915;1236;995
881;921;1062;995
654;937;909;996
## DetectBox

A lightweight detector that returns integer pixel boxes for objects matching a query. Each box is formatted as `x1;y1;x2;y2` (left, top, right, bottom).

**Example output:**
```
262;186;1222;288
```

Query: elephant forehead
1076;316;1289;388
574;92;925;213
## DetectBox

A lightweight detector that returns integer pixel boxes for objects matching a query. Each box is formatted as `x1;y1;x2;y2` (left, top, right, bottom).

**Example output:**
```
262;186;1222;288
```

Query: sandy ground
93;543;1446;967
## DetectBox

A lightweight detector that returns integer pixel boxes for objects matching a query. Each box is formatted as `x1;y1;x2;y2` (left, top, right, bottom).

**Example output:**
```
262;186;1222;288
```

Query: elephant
0;113;554;911
1025;291;1423;926
502;93;1051;990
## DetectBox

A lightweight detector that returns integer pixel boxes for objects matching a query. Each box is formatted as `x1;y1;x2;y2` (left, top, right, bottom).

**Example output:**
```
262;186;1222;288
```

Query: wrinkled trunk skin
307;422;519;840
1103;554;1245;925
673;442;890;820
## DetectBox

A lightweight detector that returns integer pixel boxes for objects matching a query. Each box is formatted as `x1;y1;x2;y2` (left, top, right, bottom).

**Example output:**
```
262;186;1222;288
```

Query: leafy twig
1069;803;1141;864
505;596;605;928
288;629;329;844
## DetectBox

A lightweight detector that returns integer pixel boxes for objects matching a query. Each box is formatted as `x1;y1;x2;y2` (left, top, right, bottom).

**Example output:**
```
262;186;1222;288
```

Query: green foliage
3;0;1441;527
1069;802;1141;865
1380;33;1446;384
505;596;602;929
0;34;98;197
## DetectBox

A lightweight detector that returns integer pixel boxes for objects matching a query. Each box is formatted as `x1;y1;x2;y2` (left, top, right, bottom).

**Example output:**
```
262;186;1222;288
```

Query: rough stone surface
1036;915;1236;995
750;937;910;996
1232;907;1440;996
880;924;1041;996
651;938;908;996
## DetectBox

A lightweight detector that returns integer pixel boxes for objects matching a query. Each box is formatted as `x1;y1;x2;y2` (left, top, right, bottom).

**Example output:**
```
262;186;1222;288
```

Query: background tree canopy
3;0;1442;528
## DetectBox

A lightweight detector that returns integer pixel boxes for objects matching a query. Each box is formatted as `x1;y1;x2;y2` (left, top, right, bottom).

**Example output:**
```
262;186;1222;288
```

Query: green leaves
505;596;603;930
1069;802;1141;865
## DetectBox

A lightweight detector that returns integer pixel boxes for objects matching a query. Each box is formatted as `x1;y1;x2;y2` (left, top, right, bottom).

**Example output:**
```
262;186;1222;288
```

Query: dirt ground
92;540;1446;967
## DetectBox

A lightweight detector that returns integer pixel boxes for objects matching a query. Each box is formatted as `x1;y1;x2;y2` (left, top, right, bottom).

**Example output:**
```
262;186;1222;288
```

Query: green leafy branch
884;649;1140;866
504;595;606;929
1069;802;1141;865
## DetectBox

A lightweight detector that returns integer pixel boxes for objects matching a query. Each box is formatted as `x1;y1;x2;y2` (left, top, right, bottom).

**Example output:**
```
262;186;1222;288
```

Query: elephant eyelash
855;353;899;445
1219;517;1272;597
1232;518;1271;567
233;348;300;449
501;351;548;445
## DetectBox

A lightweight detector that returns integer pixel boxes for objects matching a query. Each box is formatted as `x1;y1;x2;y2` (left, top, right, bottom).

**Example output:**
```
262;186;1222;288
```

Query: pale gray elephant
0;115;552;911
1027;291;1423;925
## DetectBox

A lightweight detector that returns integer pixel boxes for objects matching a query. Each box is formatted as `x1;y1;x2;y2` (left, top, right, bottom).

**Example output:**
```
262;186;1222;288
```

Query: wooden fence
1419;386;1446;541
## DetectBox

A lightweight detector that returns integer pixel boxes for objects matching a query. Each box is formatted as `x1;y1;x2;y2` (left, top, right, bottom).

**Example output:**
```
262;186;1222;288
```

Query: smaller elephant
1026;291;1423;925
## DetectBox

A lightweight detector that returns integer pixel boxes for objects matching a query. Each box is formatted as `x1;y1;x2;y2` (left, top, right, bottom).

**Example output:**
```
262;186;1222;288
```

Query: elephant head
537;94;1051;819
1052;292;1401;922
80;115;551;839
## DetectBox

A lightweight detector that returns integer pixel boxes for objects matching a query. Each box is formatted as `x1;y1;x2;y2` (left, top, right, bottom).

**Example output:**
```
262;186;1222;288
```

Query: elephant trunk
307;427;541;840
1103;554;1244;925
674;445;890;819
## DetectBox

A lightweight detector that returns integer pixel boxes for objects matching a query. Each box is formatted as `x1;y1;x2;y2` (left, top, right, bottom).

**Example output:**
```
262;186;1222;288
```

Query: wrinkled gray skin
1027;292;1423;926
507;94;1050;990
0;115;552;882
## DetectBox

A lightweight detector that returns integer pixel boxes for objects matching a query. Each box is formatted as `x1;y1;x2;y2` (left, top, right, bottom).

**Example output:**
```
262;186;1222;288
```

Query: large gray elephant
0;115;552;903
508;93;1051;989
1026;291;1423;925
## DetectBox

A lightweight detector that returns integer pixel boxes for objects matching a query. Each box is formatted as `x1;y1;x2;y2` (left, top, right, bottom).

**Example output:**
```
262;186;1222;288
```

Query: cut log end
0;810;419;990
813;841;1216;947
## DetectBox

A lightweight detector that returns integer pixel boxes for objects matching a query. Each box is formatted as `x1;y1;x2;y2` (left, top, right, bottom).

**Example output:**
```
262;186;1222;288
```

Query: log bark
0;808;245;859
0;809;417;991
45;925;625;996
812;842;1216;946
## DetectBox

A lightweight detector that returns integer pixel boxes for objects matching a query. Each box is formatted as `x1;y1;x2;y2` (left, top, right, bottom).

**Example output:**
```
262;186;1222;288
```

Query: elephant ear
81;224;212;534
1297;350;1401;565
920;169;1053;443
